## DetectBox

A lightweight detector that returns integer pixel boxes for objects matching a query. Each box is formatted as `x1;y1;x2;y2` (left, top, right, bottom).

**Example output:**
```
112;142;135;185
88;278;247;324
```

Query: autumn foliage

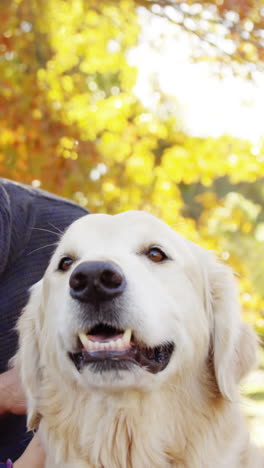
0;0;264;335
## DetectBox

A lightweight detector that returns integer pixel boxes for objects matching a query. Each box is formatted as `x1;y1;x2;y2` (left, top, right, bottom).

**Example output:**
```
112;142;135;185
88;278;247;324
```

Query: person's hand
13;434;45;468
0;371;45;467
0;368;26;415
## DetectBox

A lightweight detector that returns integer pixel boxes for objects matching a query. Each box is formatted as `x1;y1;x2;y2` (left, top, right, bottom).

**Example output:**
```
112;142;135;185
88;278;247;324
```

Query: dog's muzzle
68;261;174;374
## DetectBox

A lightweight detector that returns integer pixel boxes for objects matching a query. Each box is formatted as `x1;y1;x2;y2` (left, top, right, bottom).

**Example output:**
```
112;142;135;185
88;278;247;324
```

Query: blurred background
0;0;263;447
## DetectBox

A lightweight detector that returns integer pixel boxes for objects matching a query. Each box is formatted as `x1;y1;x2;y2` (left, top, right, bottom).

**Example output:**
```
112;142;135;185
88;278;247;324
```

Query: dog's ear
204;258;257;400
15;280;43;429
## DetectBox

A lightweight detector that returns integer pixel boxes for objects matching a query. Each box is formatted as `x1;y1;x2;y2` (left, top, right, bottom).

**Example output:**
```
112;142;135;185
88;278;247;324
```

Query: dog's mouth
69;323;174;374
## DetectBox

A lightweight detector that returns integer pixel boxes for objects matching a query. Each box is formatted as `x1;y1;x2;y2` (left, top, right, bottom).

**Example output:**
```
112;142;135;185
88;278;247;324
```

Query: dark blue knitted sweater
0;178;88;461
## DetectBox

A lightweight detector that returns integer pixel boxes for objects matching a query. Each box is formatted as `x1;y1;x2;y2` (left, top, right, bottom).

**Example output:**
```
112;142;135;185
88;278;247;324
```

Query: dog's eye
58;257;74;272
146;247;167;263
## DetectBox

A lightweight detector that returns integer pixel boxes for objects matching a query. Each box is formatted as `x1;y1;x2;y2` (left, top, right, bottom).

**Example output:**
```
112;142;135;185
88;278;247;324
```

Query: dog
16;211;263;467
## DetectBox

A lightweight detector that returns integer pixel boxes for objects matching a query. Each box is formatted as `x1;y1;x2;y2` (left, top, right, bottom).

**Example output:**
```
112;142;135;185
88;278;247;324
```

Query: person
0;178;88;465
0;430;45;468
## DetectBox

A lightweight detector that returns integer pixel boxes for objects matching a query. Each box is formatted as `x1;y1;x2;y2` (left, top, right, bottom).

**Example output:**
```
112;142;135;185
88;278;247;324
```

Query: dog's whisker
32;227;62;237
27;242;58;256
48;222;64;235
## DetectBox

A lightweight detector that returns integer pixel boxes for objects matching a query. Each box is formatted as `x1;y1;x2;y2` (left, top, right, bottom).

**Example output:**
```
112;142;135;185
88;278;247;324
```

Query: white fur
16;211;263;467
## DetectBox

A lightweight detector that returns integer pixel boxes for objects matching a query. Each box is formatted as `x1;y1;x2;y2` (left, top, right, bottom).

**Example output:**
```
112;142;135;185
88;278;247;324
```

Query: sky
128;9;264;142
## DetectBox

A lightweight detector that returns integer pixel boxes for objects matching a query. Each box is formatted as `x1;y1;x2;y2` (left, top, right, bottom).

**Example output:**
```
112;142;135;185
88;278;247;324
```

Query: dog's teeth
115;339;123;349
79;332;90;349
122;328;132;345
78;330;133;352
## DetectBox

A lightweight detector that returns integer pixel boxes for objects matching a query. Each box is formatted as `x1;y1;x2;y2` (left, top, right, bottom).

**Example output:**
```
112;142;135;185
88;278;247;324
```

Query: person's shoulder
0;178;88;215
0;178;89;273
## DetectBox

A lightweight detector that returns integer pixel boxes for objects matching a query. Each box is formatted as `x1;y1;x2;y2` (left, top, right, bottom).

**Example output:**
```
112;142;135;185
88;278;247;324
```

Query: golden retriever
16;211;263;467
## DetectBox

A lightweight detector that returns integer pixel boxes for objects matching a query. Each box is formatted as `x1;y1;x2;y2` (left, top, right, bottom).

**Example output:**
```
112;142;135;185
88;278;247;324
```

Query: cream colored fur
15;211;263;468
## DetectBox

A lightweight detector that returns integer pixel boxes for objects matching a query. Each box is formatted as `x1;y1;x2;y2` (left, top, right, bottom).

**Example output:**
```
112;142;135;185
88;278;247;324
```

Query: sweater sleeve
0;185;12;276
0;179;89;462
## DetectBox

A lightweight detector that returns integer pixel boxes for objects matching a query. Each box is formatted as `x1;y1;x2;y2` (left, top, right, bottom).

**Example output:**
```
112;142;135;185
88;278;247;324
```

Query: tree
135;0;264;76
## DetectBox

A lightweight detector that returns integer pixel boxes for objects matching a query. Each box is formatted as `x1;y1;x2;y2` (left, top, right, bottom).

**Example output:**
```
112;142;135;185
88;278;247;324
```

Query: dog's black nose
69;261;126;302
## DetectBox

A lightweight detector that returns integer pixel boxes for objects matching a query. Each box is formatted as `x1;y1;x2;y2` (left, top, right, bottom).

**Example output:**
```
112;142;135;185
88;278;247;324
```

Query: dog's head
16;211;257;428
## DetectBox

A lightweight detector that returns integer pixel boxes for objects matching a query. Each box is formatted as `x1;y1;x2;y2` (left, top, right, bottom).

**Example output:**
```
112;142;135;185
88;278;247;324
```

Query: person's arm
0;369;26;415
0;435;45;468
13;434;45;468
0;370;45;467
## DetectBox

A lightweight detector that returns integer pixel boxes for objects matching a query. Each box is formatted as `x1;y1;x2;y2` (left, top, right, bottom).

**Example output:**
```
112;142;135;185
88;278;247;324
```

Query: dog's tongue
87;332;123;343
